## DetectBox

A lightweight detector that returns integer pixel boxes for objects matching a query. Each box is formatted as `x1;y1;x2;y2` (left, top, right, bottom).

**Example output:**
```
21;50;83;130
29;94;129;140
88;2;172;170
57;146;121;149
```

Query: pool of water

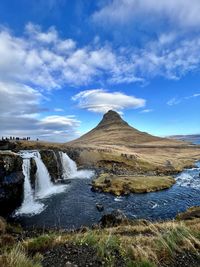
13;162;200;230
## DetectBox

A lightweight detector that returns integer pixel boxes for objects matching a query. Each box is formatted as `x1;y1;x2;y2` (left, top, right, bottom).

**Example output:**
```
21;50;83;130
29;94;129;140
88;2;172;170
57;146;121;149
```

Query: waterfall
15;150;94;217
15;150;67;216
59;152;77;178
59;151;94;179
33;151;54;198
15;156;44;216
33;151;66;198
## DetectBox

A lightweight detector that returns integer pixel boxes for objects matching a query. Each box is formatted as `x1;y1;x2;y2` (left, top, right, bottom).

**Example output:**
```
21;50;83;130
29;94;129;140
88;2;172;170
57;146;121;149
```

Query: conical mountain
67;110;165;148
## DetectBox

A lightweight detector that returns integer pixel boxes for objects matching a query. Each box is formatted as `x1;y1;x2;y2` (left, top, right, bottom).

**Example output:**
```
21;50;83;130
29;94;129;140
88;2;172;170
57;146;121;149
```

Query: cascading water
176;162;200;189
15;150;67;216
59;152;77;178
34;151;55;198
33;151;66;198
59;151;94;179
15;155;45;216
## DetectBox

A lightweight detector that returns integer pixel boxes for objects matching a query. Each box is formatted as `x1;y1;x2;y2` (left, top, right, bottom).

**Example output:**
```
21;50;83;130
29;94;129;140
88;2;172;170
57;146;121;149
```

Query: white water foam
114;196;124;202
152;203;158;209
176;163;200;189
59;151;94;179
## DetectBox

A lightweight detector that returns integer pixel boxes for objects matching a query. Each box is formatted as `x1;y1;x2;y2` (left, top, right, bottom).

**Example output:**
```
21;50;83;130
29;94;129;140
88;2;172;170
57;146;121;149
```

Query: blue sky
0;0;200;142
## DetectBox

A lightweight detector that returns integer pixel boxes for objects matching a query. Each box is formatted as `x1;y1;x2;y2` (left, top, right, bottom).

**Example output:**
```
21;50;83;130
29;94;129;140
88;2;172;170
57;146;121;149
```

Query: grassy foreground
92;174;175;196
1;213;200;267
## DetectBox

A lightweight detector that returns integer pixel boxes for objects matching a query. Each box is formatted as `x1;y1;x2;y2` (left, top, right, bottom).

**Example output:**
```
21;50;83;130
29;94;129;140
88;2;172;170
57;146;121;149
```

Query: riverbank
1;207;200;267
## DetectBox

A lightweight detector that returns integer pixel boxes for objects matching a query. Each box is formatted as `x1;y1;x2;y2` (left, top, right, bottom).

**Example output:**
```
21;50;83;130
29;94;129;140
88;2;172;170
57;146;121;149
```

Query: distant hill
67;110;184;149
169;134;200;145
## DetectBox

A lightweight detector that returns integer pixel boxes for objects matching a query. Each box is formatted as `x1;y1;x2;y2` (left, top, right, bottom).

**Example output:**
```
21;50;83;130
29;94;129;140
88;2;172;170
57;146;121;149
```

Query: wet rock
40;150;61;182
100;209;128;227
59;179;71;185
30;158;37;188
0;151;24;215
96;203;104;212
176;206;200;220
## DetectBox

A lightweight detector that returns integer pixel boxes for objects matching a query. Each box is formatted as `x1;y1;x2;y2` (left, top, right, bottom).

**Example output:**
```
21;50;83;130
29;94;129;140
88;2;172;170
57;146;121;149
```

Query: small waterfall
59;152;77;178
15;156;44;216
34;151;54;198
33;151;66;198
15;150;67;216
59;151;94;179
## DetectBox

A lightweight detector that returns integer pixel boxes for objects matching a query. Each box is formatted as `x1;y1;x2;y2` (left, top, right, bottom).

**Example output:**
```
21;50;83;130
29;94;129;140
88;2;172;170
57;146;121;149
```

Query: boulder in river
100;209;128;227
96;203;104;212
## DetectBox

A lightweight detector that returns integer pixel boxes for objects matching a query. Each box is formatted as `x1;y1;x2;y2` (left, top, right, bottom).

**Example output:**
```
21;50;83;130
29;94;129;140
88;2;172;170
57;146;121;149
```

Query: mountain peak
67;109;164;147
103;110;122;120
97;110;128;129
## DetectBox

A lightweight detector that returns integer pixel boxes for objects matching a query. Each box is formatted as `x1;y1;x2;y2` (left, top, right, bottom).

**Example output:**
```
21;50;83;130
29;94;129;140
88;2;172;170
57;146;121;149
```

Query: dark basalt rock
30;158;37;189
96;203;104;212
0;152;24;216
100;209;128;227
40;150;62;182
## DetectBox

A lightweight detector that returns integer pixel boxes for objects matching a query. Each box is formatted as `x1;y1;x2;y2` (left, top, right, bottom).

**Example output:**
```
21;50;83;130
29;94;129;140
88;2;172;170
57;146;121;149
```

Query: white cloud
93;0;200;29
184;93;200;99
167;97;181;106
167;93;200;106
0;81;43;116
0;80;79;142
130;36;200;81
0;24;142;88
1;23;200;89
72;89;145;113
26;23;58;44
0;113;80;142
39;115;80;129
54;108;64;112
140;109;153;113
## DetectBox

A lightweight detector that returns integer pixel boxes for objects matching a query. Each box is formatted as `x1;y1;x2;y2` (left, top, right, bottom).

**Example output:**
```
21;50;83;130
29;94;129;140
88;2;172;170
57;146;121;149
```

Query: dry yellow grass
92;173;175;195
